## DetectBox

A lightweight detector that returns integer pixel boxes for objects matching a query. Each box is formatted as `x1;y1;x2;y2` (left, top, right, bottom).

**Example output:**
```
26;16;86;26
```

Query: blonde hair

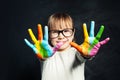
48;12;74;30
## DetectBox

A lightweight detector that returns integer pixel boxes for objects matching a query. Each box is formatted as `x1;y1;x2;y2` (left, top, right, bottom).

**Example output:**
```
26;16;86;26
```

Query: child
24;12;110;80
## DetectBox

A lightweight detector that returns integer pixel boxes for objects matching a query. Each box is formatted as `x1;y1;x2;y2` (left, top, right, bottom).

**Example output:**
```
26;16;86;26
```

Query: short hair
48;12;74;30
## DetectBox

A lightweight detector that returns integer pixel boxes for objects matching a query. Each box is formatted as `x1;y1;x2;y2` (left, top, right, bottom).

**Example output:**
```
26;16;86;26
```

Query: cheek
50;39;57;46
63;36;74;46
59;37;73;49
68;35;74;42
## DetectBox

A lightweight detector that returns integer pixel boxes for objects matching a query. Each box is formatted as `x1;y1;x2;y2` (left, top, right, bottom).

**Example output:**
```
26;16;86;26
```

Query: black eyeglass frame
49;28;75;38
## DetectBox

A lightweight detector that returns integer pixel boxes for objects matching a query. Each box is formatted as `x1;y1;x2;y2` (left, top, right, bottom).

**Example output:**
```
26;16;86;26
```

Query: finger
24;39;38;53
28;29;37;43
89;21;95;37
99;37;110;45
24;38;34;48
38;24;43;42
83;23;89;42
95;25;104;41
44;26;48;41
70;42;82;52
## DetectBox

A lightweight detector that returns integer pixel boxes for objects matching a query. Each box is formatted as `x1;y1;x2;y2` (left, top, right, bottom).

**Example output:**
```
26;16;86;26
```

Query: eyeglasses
49;28;74;38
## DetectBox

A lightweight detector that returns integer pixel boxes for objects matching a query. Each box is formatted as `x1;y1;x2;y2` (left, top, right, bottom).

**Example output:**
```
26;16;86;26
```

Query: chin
58;44;70;51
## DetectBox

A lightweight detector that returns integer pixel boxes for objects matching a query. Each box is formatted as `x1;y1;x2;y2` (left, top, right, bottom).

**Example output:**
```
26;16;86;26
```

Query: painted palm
70;21;110;58
24;24;63;60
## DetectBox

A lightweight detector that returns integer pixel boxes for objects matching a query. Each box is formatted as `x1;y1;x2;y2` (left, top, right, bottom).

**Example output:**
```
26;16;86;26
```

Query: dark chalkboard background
1;0;120;80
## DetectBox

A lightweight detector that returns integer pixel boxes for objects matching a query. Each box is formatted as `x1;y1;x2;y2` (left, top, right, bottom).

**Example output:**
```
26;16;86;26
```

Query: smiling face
48;13;75;51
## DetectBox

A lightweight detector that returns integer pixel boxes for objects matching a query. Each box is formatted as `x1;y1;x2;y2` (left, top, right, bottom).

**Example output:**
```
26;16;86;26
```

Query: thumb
24;38;39;53
52;42;64;53
99;37;110;45
70;42;82;52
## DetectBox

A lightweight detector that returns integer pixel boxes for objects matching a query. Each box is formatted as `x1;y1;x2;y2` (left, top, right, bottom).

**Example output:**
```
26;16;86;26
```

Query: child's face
49;27;75;51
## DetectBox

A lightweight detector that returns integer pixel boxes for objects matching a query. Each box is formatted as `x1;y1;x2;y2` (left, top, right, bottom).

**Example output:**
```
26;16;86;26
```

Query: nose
58;32;64;38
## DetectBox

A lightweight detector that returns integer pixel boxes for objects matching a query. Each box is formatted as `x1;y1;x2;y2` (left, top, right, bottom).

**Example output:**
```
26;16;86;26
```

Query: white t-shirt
40;47;86;80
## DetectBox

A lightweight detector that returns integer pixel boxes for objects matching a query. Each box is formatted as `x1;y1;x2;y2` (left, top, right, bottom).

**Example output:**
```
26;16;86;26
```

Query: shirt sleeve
75;50;86;63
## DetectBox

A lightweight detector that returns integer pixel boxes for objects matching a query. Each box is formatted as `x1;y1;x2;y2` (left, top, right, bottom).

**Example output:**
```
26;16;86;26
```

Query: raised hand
24;24;63;60
70;21;110;58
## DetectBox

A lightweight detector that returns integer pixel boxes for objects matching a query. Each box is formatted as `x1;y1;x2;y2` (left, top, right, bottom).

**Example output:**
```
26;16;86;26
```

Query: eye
51;30;58;34
49;30;59;35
